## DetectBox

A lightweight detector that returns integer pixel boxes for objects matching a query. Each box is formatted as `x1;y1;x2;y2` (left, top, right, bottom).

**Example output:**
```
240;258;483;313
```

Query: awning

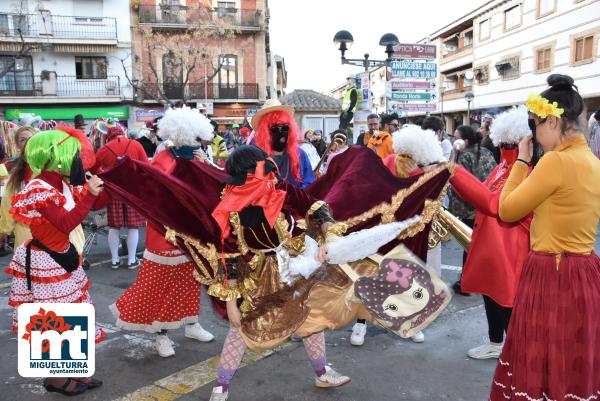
53;44;116;53
210;117;245;125
4;106;129;121
0;42;41;52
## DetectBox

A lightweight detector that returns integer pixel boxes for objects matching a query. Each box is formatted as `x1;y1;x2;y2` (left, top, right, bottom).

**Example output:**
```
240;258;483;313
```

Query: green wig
24;129;82;176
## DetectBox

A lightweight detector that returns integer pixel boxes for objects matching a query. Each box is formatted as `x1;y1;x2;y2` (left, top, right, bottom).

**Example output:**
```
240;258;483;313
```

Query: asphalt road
0;233;597;401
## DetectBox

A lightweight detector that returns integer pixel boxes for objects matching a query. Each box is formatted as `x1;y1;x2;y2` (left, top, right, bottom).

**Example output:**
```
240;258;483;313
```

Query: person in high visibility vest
339;77;360;129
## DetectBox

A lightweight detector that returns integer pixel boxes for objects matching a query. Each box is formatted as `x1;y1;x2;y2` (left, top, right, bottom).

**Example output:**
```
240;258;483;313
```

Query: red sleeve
38;191;97;234
450;166;498;217
132;141;149;163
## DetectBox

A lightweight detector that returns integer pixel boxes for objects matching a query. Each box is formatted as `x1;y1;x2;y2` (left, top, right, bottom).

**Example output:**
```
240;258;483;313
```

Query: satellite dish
465;70;474;80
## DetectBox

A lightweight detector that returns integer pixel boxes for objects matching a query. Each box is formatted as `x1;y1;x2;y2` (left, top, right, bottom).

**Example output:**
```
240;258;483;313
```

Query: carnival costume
109;107;215;356
253;99;314;189
449;107;532;358
5;126;104;343
94;126;148;268
489;87;600;400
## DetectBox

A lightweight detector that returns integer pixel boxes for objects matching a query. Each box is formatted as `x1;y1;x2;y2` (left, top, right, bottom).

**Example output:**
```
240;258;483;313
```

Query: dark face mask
69;151;86;186
270;124;289;152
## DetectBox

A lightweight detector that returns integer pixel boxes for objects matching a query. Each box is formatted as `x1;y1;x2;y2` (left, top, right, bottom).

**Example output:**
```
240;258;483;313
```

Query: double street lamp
333;30;399;71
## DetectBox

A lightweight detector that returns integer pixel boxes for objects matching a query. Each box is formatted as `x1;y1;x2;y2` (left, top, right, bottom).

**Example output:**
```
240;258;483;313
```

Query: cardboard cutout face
355;255;451;338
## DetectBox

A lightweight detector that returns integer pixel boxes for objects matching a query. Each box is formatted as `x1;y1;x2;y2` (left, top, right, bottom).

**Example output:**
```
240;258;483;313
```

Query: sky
269;0;486;93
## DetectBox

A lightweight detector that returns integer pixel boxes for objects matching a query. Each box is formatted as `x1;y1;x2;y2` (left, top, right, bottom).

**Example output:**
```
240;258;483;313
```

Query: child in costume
110;107;215;357
5;126;105;396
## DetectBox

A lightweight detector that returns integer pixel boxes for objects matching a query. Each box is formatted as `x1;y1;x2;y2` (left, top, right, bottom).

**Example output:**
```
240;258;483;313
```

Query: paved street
0;235;598;401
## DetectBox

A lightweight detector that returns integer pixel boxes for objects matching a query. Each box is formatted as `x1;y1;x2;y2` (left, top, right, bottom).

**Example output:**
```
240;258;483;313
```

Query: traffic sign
389;80;436;90
390;92;434;101
390;103;437;112
392;43;437;60
391;61;437;79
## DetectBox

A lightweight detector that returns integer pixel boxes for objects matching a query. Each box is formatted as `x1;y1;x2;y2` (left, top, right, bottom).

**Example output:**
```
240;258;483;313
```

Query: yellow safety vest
342;87;361;113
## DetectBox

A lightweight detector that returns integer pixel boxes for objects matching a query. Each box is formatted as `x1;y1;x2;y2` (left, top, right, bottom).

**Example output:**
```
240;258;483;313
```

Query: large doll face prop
355;257;450;338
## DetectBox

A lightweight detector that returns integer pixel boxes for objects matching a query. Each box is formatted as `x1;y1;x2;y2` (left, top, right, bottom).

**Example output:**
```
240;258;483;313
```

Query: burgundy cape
450;165;531;307
99;146;450;273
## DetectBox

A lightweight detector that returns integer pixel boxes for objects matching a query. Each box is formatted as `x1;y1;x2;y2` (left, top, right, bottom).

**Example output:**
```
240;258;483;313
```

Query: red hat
240;127;251;137
145;121;154;129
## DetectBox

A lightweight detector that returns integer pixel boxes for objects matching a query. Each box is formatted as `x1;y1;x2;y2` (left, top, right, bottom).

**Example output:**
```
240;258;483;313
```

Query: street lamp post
440;82;447;127
333;30;399;70
465;91;474;124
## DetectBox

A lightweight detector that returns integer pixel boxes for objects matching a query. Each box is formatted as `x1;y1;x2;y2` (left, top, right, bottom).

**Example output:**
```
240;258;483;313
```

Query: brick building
131;0;270;129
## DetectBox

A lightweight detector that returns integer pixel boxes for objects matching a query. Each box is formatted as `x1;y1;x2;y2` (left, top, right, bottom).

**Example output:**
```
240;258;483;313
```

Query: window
504;5;521;31
572;34;595;64
495;55;520;80
535;46;553;73
218;1;236;9
537;0;555;17
75;57;107;79
474;65;490;85
219;55;237;87
0;55;34;95
479;19;490;41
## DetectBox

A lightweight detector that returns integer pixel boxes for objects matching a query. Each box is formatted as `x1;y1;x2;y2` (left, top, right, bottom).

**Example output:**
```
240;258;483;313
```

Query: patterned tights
215;327;327;390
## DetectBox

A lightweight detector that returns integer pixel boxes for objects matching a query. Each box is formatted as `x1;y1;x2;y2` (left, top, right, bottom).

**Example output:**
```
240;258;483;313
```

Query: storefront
3;106;130;128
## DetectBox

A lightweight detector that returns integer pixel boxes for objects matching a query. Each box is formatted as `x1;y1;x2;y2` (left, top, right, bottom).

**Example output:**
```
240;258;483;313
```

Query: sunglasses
388;123;399;128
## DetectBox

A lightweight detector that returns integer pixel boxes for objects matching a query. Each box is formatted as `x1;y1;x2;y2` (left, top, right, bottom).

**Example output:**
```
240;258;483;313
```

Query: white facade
0;0;132;109
428;0;600;130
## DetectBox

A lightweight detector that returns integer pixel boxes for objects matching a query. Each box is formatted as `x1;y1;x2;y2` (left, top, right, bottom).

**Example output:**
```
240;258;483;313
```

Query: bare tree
0;1;37;80
123;1;256;107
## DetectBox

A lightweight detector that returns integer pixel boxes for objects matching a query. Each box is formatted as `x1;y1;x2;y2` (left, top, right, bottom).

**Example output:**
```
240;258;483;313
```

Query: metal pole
467;101;471;124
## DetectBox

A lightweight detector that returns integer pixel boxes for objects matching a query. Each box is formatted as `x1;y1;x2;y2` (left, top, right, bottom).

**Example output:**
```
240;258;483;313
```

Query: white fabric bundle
489;105;531;146
392;124;445;166
286;216;420;284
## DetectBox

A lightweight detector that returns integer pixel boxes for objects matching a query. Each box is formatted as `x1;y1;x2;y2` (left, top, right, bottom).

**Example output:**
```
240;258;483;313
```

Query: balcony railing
0;75;121;97
137;5;261;28
443;85;474;96
442;44;473;59
0;13;117;40
141;82;259;100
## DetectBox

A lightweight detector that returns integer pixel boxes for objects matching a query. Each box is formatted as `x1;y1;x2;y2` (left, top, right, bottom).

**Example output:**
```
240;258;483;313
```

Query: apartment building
0;0;133;125
430;0;600;132
131;0;270;129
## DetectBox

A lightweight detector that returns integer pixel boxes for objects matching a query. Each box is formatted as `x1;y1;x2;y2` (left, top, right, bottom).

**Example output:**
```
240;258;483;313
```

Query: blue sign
391;61;437;79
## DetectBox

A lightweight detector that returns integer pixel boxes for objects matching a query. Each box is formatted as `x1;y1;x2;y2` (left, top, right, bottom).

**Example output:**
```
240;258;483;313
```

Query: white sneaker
467;342;503;360
411;331;425;343
209;386;229;401
350;322;367;346
155;334;175;357
315;366;351;388
185;323;214;342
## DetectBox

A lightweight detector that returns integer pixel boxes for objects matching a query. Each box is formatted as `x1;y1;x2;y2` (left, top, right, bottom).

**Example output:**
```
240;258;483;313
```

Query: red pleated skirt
489;251;600;400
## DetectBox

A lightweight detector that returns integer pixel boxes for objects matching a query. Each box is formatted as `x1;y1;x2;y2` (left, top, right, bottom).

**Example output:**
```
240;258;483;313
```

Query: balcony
0;75;121;98
442;44;473;59
0;12;117;43
140;82;259;101
137;5;262;30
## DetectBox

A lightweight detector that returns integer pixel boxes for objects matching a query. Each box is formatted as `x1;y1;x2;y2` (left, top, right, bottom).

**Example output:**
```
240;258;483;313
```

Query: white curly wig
489;105;531;146
392;124;445;165
157;106;214;147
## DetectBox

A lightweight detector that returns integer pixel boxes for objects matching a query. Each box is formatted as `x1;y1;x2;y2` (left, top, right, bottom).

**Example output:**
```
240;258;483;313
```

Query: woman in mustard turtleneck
489;75;600;400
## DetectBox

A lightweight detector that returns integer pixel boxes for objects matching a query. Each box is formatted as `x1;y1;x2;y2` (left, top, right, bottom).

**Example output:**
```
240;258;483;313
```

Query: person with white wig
110;107;216;357
449;105;532;360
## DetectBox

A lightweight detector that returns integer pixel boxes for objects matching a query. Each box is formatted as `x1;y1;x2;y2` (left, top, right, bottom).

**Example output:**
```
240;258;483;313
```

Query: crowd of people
0;73;599;401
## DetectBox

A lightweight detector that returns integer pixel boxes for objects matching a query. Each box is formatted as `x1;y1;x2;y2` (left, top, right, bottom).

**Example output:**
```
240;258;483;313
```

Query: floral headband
526;93;564;119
